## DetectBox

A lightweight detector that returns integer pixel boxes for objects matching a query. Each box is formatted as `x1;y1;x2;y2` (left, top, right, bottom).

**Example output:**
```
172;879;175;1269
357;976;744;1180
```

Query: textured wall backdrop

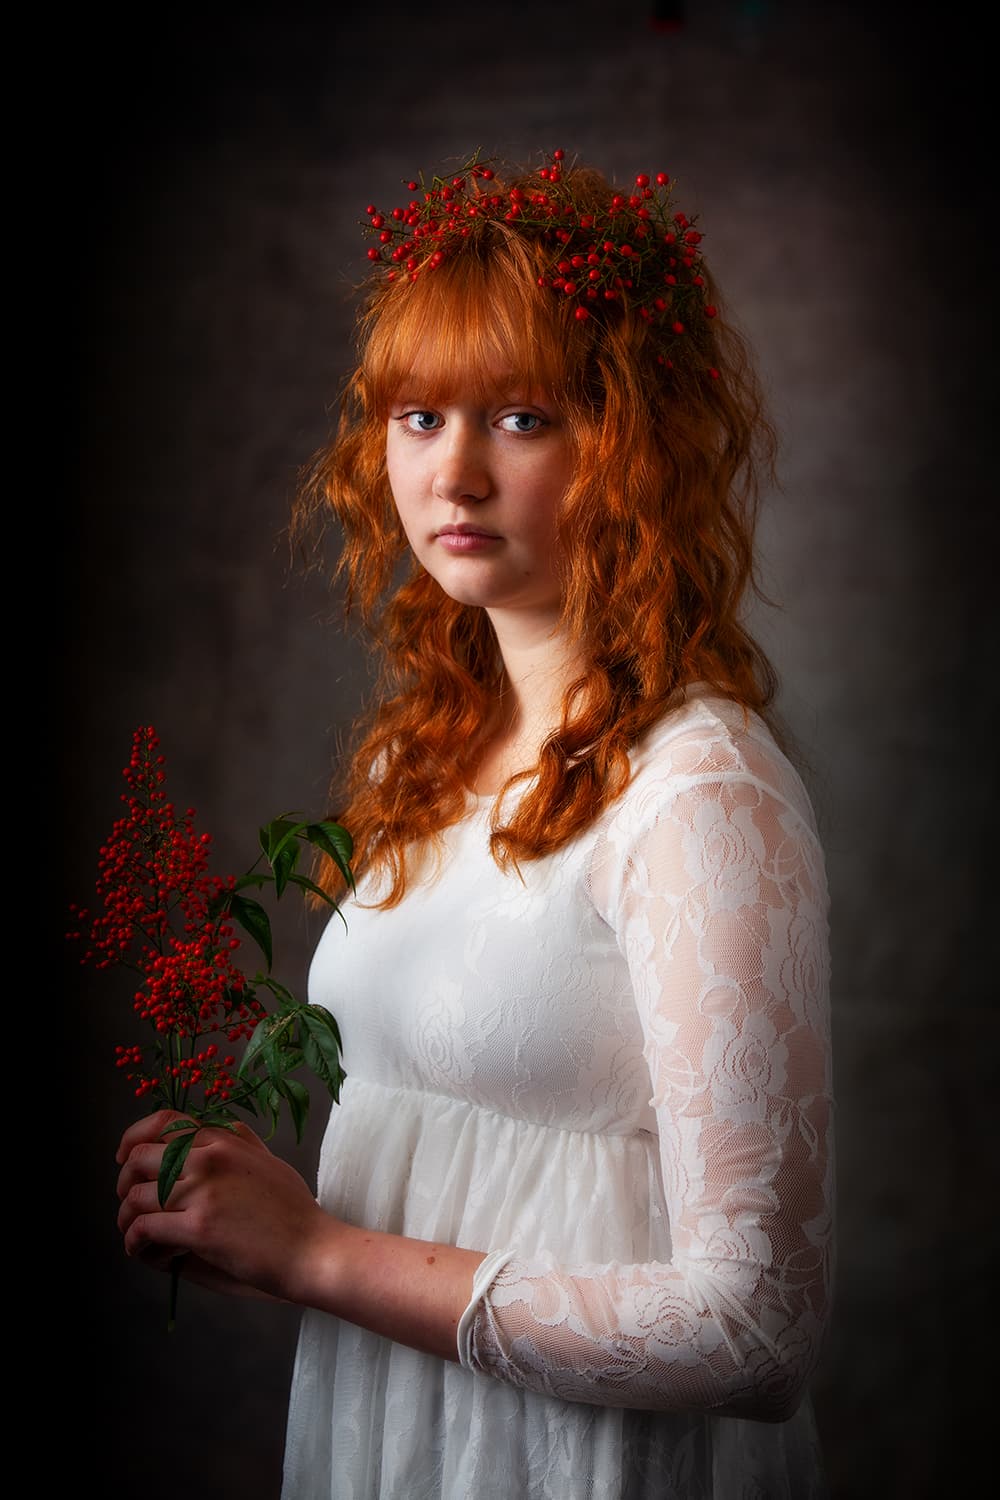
63;4;992;1497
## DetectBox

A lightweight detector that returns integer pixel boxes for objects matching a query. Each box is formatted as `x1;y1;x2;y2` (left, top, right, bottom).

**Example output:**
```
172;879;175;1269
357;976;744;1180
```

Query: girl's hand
115;1109;342;1304
115;1112;485;1360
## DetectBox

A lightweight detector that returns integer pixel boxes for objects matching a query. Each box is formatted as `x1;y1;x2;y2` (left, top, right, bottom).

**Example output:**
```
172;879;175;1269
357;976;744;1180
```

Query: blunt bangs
359;232;589;415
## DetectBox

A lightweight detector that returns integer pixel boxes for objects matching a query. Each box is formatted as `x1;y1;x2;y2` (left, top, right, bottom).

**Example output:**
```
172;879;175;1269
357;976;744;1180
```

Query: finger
115;1108;189;1165
125;1221;191;1273
118;1175;202;1232
116;1122;257;1204
118;1178;169;1234
119;1187;195;1266
190;1120;264;1151
116;1141;166;1201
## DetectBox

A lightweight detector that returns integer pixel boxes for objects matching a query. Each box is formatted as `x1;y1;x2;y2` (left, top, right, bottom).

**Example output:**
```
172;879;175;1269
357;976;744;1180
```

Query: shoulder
607;683;822;849
588;685;828;921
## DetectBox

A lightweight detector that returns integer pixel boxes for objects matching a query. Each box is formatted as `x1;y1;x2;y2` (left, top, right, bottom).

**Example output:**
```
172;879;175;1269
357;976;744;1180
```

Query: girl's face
385;384;573;633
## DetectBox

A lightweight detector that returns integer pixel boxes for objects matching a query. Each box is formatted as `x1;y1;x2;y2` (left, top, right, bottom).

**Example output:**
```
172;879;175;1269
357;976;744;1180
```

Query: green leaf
261;816;309;866
287;872;344;911
308;1002;344;1054
238;1010;300;1085
257;974;299;1012
229;894;273;970
300;1006;346;1099
272;840;299;899
259;816;296;857
237;1020;272;1078
232;872;274;893
158;1126;198;1207
305;821;355;890
262;1085;283;1139
244;1035;282;1084
277;1075;310;1143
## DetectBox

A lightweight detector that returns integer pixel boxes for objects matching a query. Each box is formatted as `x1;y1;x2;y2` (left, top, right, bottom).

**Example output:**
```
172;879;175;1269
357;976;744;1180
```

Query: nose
432;422;491;504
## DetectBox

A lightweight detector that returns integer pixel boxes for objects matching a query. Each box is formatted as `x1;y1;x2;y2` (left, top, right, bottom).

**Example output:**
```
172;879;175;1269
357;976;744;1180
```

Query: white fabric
281;689;834;1499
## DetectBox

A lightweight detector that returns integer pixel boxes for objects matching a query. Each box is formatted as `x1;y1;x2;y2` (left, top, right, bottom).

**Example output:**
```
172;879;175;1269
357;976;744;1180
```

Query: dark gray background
62;3;993;1496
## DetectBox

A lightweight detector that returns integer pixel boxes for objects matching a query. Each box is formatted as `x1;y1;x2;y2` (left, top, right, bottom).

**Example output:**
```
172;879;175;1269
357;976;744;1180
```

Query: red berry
574;305;589;320
635;173;650;187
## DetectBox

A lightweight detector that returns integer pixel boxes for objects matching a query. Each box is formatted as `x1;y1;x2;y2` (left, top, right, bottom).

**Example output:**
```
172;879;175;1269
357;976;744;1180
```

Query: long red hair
294;164;781;906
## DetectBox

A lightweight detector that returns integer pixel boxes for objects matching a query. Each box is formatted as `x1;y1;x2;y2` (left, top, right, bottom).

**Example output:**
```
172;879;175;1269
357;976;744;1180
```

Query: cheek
385;451;415;525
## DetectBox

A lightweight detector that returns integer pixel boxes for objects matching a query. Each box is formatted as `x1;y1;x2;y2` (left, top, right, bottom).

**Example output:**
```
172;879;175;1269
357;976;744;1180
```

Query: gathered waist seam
340;1074;654;1145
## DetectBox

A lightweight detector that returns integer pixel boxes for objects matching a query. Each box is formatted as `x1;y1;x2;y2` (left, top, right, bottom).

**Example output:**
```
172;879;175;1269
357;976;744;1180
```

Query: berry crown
361;148;720;377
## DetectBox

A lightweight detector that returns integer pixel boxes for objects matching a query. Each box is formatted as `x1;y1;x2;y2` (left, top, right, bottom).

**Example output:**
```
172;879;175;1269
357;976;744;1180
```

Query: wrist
281;1204;355;1311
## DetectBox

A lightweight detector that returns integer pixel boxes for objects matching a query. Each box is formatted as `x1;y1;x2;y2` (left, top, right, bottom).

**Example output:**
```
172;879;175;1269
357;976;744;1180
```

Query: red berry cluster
362;148;719;377
68;726;266;1109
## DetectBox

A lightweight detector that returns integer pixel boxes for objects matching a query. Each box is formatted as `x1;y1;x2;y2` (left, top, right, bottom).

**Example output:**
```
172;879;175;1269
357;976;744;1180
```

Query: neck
474;608;585;794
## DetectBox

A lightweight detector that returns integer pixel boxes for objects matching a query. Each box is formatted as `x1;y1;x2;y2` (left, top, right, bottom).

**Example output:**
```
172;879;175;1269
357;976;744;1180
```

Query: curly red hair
294;163;782;906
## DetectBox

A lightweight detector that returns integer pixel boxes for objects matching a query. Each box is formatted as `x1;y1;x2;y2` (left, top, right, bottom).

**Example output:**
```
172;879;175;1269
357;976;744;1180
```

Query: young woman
117;150;834;1499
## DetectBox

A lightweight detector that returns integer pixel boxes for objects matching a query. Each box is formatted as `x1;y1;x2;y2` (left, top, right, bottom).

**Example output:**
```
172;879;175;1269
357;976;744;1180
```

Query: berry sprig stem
69;726;355;1329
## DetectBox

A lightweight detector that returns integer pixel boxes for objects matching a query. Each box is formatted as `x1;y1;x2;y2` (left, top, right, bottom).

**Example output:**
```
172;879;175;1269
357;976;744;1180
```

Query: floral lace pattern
285;692;833;1499
462;729;833;1420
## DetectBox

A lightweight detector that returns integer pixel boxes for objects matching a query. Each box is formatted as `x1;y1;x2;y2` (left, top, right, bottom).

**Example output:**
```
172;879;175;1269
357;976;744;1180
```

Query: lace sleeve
458;759;834;1419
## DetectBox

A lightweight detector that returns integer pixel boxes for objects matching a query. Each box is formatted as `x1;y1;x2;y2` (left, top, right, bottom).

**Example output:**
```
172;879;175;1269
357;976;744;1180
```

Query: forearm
290;1213;488;1364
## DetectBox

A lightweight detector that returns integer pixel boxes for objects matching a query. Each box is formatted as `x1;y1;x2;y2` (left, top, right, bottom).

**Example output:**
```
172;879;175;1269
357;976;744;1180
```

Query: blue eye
403;411;442;432
500;412;542;434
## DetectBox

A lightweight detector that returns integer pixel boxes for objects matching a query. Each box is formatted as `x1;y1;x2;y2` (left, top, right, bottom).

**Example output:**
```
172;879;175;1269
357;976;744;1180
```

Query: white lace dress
281;690;834;1500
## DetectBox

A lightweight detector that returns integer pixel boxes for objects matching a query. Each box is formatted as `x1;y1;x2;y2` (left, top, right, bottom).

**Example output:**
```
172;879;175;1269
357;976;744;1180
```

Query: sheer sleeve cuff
456;1247;517;1367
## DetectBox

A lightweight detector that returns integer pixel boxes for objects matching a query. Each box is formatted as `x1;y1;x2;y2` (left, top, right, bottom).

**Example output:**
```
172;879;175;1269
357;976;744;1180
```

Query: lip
436;524;501;537
435;524;502;552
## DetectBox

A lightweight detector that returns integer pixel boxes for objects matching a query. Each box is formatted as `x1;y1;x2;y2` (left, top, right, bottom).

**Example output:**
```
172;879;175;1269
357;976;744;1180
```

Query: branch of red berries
69;726;353;1321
